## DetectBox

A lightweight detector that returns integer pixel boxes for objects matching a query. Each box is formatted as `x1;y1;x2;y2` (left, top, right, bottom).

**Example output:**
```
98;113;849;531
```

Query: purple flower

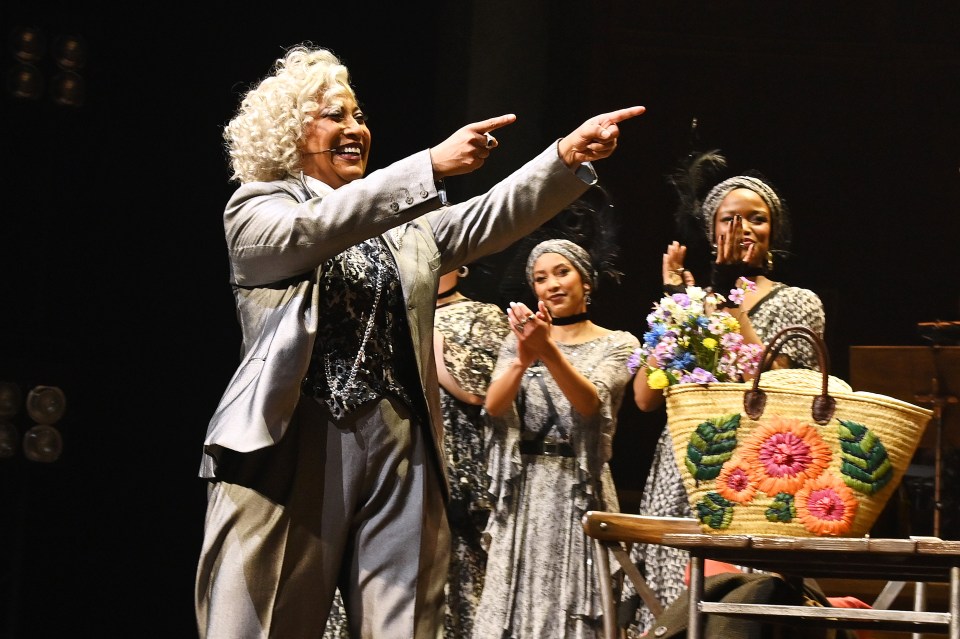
626;348;644;375
679;367;718;384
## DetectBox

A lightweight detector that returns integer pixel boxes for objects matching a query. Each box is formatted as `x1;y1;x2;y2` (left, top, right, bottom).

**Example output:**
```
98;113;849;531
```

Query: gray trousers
195;396;450;639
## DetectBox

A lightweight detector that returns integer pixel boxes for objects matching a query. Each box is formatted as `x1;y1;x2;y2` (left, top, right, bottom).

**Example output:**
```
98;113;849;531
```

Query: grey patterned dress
435;298;511;639
623;283;825;637
473;329;639;639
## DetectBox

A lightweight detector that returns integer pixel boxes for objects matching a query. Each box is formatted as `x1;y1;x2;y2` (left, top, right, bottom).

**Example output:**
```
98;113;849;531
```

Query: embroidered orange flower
740;417;832;495
796;473;859;536
716;457;757;504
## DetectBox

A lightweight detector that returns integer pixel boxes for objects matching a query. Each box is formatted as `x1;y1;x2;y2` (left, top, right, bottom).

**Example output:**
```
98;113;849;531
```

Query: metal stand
914;343;959;538
851;333;959;639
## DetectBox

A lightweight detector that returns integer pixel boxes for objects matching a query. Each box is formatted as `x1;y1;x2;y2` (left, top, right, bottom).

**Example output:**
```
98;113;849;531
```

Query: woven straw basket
665;326;933;538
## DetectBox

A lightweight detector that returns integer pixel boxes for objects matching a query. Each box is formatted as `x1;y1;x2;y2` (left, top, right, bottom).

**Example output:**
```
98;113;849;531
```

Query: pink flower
716;458;757;504
796;474;858;536
740;417;832;495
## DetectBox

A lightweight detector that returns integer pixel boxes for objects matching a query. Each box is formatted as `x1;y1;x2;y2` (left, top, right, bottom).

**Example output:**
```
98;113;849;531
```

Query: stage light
0;381;21;418
0;421;17;459
52;35;86;71
6;25;88;107
50;70;84;107
10;25;45;63
25;386;66;424
0;382;22;459
7;62;43;100
22;423;62;463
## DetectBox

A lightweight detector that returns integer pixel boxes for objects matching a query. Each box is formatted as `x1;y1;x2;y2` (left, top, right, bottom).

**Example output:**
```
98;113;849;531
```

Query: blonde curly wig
224;44;357;183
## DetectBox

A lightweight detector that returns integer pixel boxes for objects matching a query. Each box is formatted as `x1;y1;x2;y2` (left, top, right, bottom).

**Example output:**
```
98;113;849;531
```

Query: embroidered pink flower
716;458;757;504
796;473;858;536
740;417;831;495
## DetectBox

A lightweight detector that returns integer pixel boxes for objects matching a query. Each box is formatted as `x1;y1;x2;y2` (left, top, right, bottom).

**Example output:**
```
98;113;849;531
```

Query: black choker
552;312;589;326
437;284;458;299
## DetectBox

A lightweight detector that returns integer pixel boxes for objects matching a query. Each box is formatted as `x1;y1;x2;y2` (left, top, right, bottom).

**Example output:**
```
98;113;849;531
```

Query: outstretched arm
428;106;646;179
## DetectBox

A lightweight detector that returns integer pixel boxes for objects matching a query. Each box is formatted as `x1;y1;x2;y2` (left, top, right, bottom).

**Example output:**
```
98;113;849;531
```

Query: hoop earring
584;289;592;306
458;265;469;278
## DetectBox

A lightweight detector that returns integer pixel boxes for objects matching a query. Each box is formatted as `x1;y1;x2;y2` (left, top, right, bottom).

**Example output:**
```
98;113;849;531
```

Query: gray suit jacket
200;144;597;487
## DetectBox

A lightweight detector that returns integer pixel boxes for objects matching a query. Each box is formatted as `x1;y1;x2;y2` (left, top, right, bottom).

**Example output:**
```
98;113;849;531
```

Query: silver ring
484;132;496;148
672;267;685;276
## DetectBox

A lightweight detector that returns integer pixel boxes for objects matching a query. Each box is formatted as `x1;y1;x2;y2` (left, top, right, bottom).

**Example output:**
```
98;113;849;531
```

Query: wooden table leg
593;538;618;639
949;565;958;639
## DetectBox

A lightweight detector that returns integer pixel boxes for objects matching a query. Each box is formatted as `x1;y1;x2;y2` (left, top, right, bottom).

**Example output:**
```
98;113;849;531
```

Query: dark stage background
2;2;958;637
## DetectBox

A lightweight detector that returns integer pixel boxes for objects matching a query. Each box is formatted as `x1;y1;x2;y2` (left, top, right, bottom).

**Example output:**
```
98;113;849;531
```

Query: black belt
519;439;575;458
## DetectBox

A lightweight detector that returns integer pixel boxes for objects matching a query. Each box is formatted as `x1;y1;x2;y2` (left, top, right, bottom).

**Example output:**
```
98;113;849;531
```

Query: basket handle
742;325;836;425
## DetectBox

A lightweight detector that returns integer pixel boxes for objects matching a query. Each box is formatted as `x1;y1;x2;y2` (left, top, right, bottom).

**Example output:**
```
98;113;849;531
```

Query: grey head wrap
525;239;596;292
700;175;783;242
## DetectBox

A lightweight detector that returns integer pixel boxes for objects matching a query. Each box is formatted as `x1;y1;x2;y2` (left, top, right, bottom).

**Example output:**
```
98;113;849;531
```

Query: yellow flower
647;368;670;389
702;337;718;351
721;315;740;332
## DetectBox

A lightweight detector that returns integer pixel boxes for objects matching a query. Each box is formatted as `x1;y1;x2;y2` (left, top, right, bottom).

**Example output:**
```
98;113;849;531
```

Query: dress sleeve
587;331;641;464
481;333;523;522
754;286;826;370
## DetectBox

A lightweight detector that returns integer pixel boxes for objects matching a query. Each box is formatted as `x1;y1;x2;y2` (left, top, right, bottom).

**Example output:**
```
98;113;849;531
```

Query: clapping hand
508;300;551;365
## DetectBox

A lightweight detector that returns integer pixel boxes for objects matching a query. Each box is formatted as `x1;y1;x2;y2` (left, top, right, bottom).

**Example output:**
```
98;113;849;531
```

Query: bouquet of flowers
627;279;763;389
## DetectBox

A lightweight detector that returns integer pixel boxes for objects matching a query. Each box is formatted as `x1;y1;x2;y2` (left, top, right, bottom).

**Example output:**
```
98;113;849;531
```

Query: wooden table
582;511;960;639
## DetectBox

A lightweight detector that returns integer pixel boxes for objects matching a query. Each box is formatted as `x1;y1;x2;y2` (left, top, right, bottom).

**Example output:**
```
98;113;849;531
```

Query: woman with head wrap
623;152;826;637
473;238;640;638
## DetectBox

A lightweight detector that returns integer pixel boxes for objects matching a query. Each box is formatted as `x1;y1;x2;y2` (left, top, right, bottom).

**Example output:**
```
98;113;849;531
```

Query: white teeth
341;146;360;154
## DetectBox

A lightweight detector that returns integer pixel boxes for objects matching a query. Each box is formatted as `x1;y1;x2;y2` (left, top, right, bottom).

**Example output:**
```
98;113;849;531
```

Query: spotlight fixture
0;383;67;463
25;386;66;425
6;25;89;107
22;424;63;462
9;25;46;63
0;381;22;459
0;381;21;418
52;34;86;71
0;421;17;459
7;62;43;100
50;70;84;107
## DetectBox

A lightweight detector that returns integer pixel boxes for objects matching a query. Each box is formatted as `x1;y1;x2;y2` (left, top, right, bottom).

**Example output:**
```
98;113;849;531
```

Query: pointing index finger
598;105;646;127
473;113;517;134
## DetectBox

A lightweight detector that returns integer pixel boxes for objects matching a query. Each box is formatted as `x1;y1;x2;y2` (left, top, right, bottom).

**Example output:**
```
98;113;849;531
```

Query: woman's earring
766;252;774;274
458;265;469;278
584;288;592;306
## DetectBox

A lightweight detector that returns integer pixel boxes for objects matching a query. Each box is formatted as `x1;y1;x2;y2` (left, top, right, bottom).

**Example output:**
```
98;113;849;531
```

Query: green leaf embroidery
685;413;741;483
765;492;796;523
696;492;735;530
838;419;893;495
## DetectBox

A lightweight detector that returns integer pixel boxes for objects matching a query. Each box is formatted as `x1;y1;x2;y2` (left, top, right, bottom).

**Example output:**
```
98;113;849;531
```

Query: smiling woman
623;151;827;638
474;232;640;638
195;42;645;639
